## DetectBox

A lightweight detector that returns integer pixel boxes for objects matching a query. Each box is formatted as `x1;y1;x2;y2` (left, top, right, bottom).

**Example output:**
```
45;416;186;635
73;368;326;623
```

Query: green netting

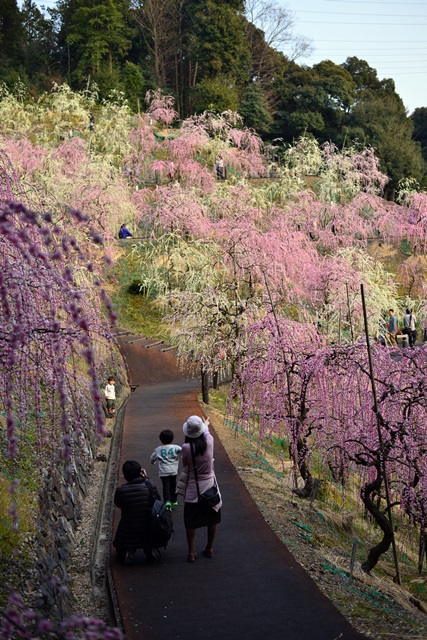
292;520;314;533
298;532;314;545
321;564;405;615
321;563;350;579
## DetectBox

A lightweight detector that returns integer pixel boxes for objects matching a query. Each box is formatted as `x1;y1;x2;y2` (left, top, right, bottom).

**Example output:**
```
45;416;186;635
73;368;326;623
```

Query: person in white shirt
402;308;417;347
150;430;182;509
105;377;116;417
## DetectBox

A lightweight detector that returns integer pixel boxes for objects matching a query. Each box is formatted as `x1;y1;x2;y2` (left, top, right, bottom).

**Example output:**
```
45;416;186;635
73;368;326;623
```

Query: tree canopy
0;1;425;189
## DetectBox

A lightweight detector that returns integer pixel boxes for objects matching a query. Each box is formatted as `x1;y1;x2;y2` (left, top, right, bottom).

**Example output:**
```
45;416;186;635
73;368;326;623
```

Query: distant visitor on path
215;155;224;180
402;308;417;347
118;223;133;239
386;308;399;346
178;415;222;562
104;376;116;417
168;160;175;181
113;460;160;565
150;429;182;510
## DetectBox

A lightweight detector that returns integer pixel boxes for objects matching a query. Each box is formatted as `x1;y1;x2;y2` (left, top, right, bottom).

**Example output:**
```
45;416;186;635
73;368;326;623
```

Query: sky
285;0;427;114
30;0;427;115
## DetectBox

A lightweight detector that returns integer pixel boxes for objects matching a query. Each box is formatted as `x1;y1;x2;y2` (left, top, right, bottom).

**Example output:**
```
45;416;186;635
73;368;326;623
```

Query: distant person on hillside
118;223;133;239
150;429;182;510
113;460;160;565
215;155;224;180
104;376;116;417
386;309;398;346
402;308;417;347
168;161;175;181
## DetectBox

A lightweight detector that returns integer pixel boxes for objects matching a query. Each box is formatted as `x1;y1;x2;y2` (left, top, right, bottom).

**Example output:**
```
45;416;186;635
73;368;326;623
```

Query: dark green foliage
239;83;273;133
345;94;424;189
67;0;131;86
192;76;239;113
272;61;355;143
20;0;56;90
0;0;426;188
186;0;249;81
121;60;144;111
0;0;24;84
411;107;427;163
181;0;250;114
342;56;383;96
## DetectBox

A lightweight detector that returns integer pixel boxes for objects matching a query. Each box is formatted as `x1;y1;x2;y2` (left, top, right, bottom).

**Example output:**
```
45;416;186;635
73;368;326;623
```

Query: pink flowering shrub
231;313;427;571
0;155;124;637
145;90;178;127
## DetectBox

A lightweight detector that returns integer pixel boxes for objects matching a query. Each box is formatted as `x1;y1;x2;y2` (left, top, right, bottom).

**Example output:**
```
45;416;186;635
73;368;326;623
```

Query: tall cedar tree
21;0;56;90
0;0;24;84
67;0;131;84
182;0;250;115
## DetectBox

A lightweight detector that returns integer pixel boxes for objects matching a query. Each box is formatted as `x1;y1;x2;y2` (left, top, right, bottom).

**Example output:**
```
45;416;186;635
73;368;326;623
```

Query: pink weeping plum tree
231;311;427;573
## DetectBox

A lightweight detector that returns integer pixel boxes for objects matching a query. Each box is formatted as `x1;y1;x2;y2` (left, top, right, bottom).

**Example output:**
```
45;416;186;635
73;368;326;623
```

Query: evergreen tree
239;82;273;133
21;0;56;90
67;0;132;87
0;0;24;85
346;93;424;191
342;58;425;190
272;61;355;143
411;107;427;163
183;0;250;114
50;0;78;85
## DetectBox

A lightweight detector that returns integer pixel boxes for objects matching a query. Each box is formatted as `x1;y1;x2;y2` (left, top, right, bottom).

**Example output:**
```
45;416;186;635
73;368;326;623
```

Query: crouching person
113;460;160;565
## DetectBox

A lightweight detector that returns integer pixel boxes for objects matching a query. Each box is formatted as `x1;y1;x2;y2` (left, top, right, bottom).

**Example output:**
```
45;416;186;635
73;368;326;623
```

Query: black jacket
113;478;159;550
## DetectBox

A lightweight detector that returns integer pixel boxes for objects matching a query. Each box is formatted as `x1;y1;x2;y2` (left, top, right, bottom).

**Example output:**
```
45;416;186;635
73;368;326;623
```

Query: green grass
0;474;35;557
111;288;170;340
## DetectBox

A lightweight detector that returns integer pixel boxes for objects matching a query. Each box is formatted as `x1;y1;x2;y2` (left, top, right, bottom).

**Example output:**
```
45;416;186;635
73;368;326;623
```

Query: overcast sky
29;0;427;114
286;0;427;114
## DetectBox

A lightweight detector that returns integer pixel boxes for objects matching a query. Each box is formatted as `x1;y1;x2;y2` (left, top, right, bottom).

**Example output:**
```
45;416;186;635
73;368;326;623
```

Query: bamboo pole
346;283;354;344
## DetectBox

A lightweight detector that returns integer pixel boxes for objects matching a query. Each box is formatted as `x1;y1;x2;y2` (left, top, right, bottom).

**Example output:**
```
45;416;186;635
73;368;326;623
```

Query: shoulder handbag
190;441;220;508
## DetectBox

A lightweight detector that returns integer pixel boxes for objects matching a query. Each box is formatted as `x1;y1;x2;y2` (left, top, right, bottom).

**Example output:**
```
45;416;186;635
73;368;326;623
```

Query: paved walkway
110;337;366;640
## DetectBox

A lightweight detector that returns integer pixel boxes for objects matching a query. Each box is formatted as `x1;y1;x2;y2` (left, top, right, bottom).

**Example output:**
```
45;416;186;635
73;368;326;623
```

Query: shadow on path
110;338;366;640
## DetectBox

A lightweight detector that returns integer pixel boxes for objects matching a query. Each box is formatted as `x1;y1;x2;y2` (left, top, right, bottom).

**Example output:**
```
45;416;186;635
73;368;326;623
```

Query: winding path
110;336;366;640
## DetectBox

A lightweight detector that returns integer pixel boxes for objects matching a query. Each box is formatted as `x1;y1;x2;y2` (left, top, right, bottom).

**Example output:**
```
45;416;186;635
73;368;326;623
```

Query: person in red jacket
113;460;160;565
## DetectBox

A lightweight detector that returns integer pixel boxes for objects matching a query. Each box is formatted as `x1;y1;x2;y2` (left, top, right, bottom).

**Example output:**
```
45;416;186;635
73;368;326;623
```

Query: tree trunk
360;465;393;574
292;436;314;498
212;371;219;389
201;366;209;404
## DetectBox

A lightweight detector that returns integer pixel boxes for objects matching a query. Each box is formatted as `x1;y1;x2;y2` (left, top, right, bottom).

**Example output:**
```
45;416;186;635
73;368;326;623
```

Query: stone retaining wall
30;388;125;619
32;412;97;618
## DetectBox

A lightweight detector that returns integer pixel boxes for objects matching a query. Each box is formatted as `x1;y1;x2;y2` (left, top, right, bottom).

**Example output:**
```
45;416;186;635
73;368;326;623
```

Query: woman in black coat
113;460;160;564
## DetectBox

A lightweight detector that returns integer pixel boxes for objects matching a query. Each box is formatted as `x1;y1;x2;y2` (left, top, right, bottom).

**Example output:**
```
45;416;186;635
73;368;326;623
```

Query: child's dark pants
161;475;177;503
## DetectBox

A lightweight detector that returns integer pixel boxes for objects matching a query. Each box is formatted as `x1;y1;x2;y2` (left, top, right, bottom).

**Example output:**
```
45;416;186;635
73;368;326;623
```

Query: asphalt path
110;337;366;640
